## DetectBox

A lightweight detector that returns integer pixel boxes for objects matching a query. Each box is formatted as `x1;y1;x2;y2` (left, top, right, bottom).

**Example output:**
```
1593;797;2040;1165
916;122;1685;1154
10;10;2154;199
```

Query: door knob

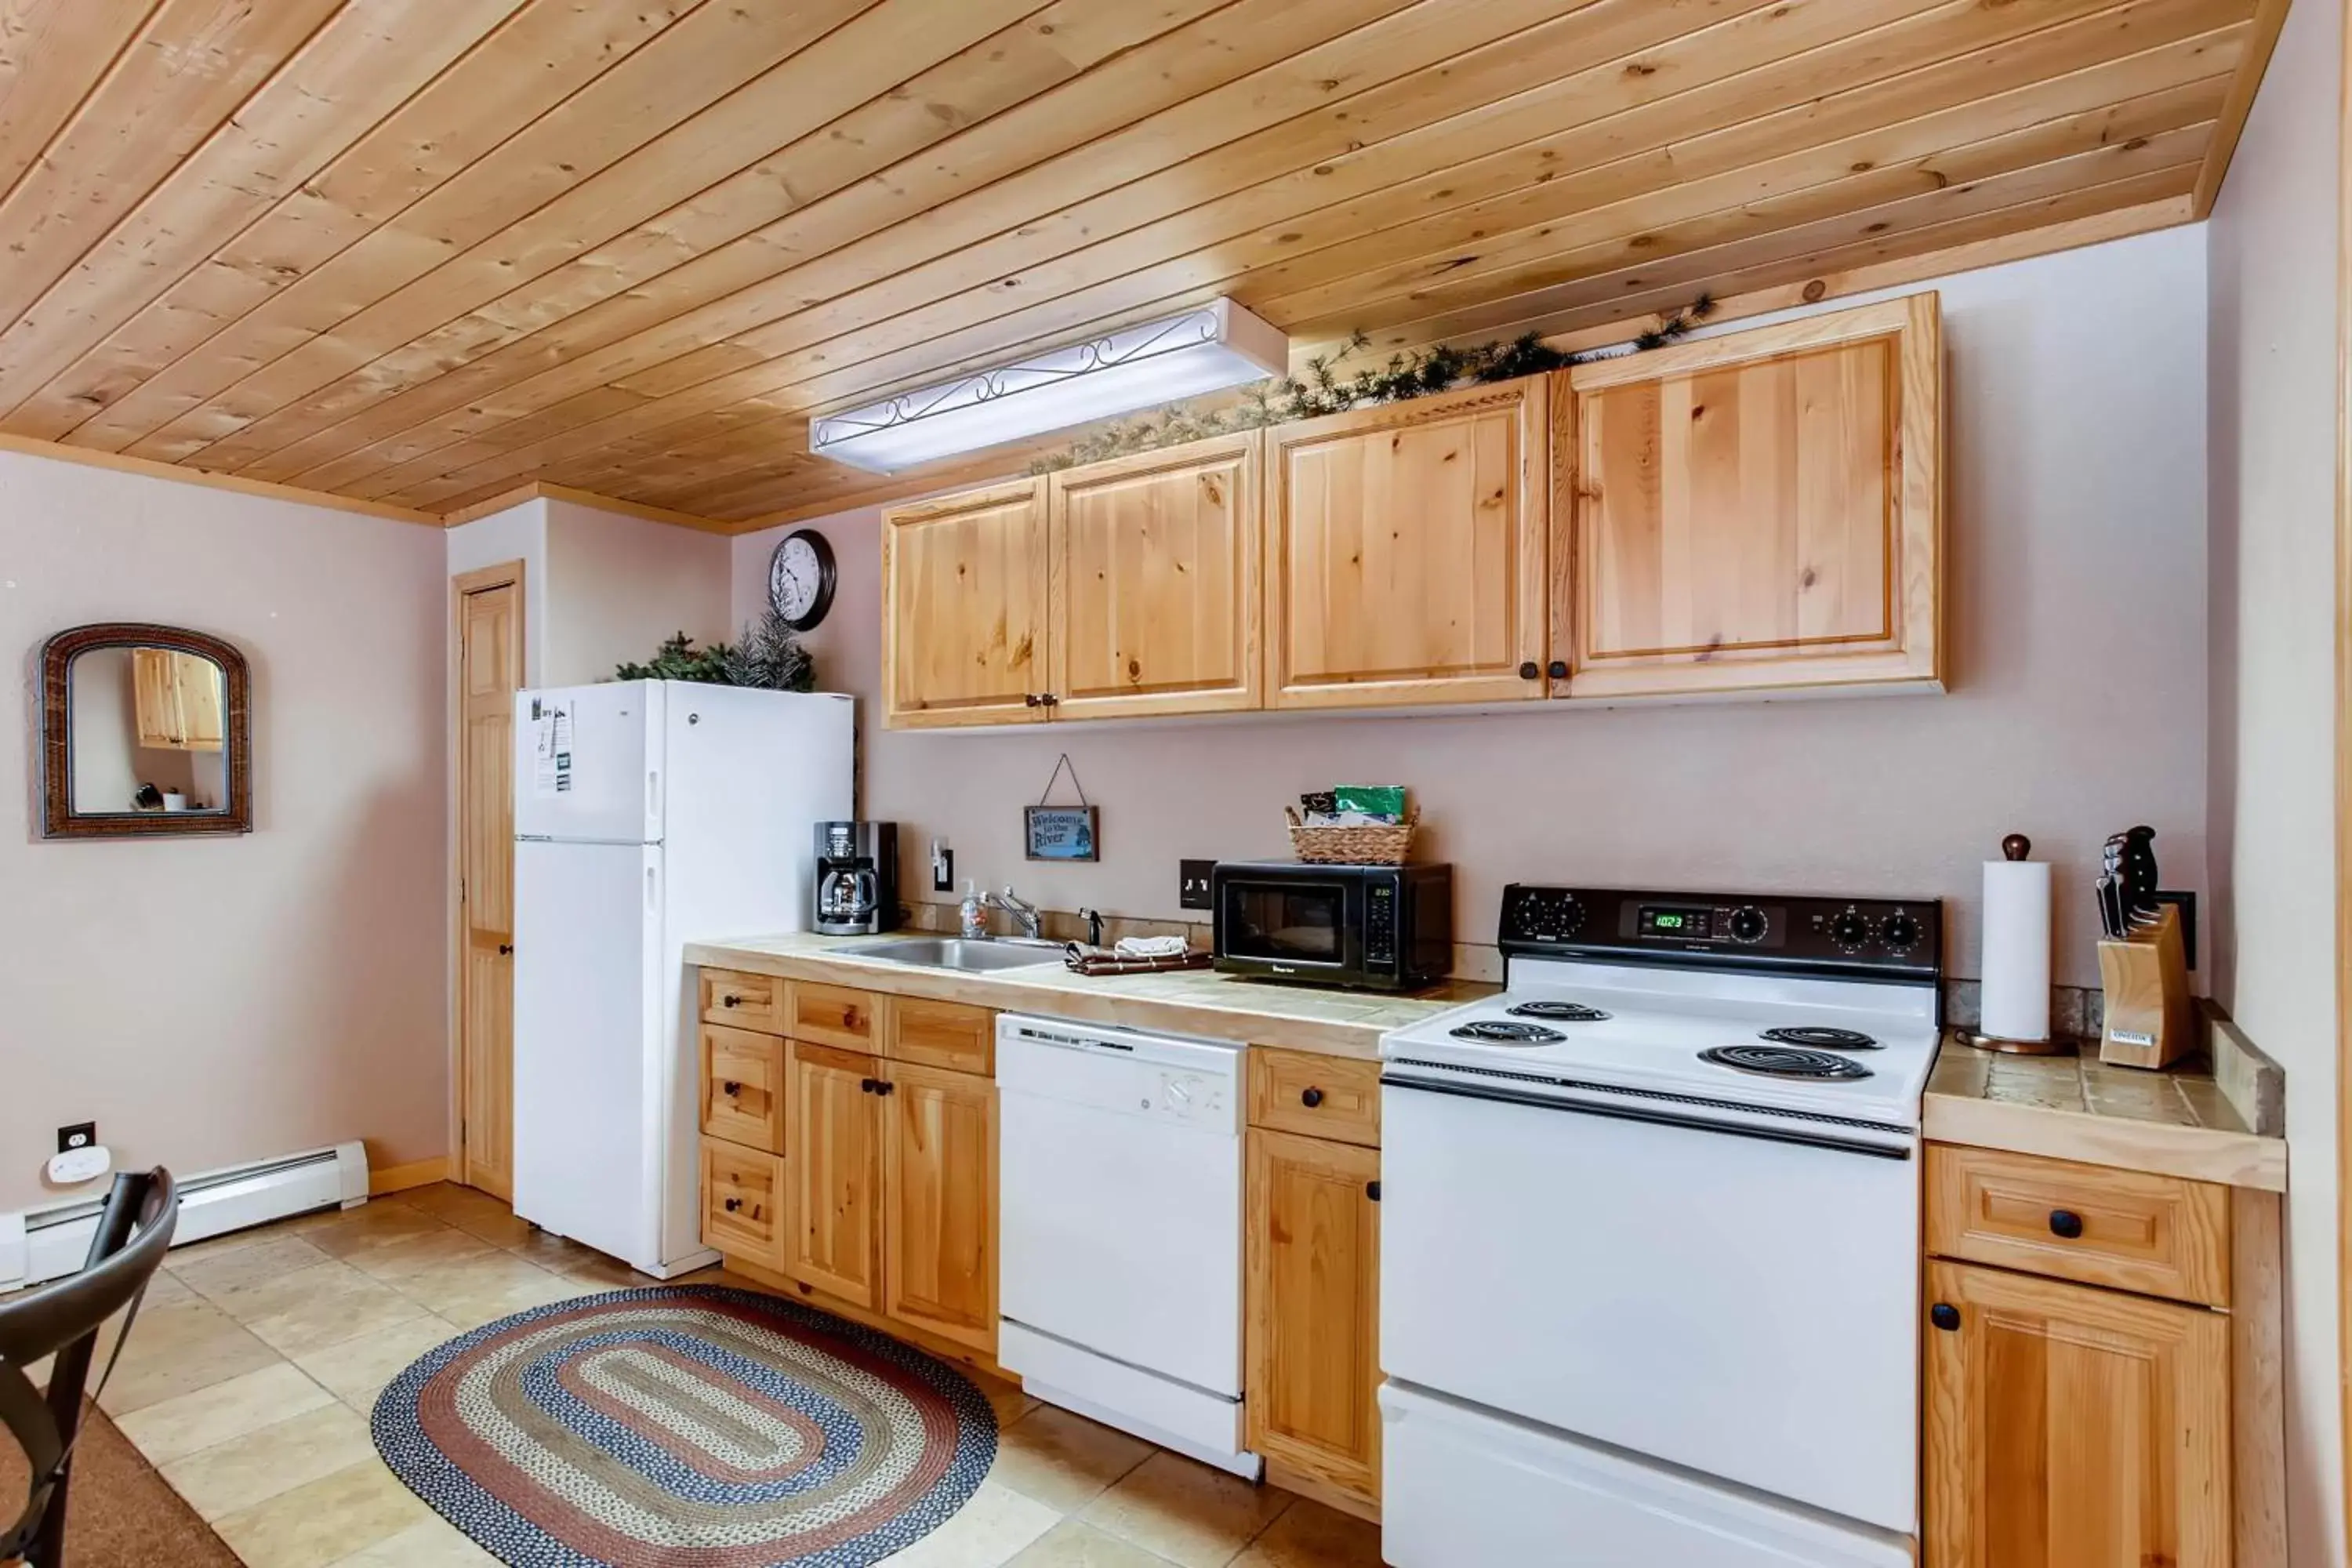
1929;1303;1961;1331
1300;1087;1324;1108
2048;1209;2085;1240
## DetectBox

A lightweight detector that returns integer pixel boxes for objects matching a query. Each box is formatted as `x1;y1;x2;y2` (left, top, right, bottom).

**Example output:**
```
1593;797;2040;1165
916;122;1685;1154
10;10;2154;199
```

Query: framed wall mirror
38;623;252;838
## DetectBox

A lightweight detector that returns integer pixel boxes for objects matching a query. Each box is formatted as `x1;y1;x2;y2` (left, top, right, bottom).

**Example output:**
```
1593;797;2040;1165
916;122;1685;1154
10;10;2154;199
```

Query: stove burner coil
1759;1025;1880;1051
1450;1019;1567;1045
1506;1001;1612;1022
1699;1044;1874;1080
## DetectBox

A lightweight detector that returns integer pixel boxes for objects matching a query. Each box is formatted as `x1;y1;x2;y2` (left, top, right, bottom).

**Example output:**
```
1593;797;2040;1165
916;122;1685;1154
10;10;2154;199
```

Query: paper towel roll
1980;856;2052;1043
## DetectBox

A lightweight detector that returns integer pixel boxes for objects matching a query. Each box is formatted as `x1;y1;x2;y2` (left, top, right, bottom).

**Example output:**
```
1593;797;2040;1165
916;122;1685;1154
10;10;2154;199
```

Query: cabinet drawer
702;1139;783;1261
701;1025;785;1152
699;967;787;1034
1248;1047;1381;1148
1926;1144;2229;1307
887;996;993;1075
788;981;879;1049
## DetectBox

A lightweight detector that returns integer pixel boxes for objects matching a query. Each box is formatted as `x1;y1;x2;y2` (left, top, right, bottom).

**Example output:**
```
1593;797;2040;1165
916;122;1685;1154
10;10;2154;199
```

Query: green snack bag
1334;785;1406;821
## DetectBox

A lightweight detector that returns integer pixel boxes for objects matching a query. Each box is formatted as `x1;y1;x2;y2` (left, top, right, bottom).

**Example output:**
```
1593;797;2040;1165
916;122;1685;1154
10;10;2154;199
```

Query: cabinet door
1048;432;1261;719
882;1062;997;1353
1561;295;1941;699
1247;1128;1381;1504
1263;376;1551;709
786;1041;886;1308
881;478;1050;728
172;652;225;750
132;648;186;748
1924;1259;2230;1568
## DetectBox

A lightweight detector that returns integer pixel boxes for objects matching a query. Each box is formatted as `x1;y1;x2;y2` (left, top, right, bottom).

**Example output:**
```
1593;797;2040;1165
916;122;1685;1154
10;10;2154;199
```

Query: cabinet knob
1043;693;1060;707
721;1080;741;1096
1366;1180;1381;1203
497;942;514;956
1024;693;1043;708
723;1197;742;1212
2048;1209;2085;1240
721;994;741;1007
1547;660;1569;680
859;1077;877;1094
1300;1087;1324;1108
877;1080;896;1097
1518;661;1541;681
1929;1302;1961;1331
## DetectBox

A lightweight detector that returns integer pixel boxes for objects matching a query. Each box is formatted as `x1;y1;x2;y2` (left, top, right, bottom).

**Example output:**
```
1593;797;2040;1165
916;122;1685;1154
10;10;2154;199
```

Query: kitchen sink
840;935;1065;973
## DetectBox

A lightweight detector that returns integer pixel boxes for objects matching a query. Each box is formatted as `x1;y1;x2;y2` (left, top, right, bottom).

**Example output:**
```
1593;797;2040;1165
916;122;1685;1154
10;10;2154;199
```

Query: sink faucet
985;886;1041;939
1078;906;1105;947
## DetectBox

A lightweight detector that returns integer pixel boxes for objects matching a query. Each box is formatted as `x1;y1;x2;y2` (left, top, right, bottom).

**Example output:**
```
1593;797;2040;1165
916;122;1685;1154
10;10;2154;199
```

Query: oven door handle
1379;1073;1915;1162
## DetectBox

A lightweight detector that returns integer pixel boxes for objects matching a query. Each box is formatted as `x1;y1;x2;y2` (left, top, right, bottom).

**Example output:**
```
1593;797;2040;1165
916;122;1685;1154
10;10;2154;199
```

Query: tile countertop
686;935;2287;1192
1925;1037;2286;1192
684;931;1497;1059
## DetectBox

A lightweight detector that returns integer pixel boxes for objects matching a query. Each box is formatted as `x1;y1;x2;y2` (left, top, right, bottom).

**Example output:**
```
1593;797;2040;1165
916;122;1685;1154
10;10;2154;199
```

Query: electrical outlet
57;1122;95;1154
1179;859;1215;911
931;844;955;893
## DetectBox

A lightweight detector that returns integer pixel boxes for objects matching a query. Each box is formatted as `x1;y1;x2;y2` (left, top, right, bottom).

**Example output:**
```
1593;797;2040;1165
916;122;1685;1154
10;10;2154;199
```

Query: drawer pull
2048;1209;2085;1240
1930;1303;1960;1331
1300;1087;1324;1108
723;1197;742;1213
721;994;742;1008
721;1080;742;1096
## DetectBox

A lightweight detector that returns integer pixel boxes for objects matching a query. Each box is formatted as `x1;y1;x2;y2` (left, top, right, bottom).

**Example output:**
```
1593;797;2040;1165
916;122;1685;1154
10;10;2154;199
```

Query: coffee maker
814;821;898;935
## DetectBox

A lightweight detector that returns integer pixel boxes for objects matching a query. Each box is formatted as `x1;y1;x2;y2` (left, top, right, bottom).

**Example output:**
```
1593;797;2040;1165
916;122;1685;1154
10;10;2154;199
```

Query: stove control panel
1500;885;1941;981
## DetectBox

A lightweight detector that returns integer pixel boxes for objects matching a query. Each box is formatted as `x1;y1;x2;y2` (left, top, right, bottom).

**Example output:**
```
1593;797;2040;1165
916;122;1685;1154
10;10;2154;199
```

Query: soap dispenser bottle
958;879;986;939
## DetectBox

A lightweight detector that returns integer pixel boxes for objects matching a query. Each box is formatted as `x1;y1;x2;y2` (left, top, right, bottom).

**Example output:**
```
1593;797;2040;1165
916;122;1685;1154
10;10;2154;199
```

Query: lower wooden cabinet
882;1062;998;1352
1924;1258;2231;1568
786;1041;887;1308
1246;1126;1381;1506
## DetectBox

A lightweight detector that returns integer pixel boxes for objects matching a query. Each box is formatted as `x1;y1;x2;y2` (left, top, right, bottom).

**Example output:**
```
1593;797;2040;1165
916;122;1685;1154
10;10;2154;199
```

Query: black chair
0;1169;178;1568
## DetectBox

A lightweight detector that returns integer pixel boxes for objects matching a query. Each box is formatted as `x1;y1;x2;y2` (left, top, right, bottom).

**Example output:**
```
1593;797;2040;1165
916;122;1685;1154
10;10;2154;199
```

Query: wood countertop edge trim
1922;1092;2288;1192
683;942;1395;1060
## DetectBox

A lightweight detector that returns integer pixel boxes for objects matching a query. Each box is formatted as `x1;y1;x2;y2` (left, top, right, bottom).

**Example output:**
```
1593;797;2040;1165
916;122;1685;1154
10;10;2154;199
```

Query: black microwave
1211;861;1453;991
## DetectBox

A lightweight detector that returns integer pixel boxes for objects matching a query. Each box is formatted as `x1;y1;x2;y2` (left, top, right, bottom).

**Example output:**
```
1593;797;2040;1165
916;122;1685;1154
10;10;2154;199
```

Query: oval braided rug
371;1287;996;1567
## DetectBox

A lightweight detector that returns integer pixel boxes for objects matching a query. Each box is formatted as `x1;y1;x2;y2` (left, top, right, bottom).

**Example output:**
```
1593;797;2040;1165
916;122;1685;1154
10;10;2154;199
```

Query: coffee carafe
814;821;898;935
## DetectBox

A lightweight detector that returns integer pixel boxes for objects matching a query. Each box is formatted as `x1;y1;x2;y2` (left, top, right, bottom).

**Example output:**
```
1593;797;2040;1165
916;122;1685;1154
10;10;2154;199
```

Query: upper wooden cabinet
1558;296;1942;699
881;477;1051;728
132;648;226;750
1262;376;1552;710
1047;433;1262;720
877;294;1945;724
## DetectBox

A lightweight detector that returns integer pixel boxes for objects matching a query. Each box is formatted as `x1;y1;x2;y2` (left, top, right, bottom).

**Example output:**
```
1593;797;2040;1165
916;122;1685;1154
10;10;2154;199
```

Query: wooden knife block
2097;904;2193;1070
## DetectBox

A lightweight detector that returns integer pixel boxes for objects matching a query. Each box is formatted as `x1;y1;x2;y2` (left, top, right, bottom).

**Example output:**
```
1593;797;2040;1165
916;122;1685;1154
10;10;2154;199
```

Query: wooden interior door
1562;295;1941;699
787;1041;887;1308
1262;376;1551;710
881;1062;997;1352
456;564;523;1200
1246;1127;1382;1503
1924;1259;2230;1568
880;478;1051;728
1047;433;1261;719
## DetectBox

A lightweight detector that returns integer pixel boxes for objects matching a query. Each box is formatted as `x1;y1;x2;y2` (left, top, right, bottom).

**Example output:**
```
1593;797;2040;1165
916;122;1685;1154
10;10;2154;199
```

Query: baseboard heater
0;1142;368;1290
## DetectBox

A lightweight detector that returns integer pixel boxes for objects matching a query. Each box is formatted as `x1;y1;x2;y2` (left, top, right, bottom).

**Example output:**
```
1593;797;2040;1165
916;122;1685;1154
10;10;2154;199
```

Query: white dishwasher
996;1013;1258;1479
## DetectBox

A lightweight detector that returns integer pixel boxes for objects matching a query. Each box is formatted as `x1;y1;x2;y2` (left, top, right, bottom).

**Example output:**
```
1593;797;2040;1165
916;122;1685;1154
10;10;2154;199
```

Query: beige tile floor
37;1183;1383;1568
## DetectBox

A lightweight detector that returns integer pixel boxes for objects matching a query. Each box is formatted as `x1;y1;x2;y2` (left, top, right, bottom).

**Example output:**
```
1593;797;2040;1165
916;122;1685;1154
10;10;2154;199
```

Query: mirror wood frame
38;622;252;838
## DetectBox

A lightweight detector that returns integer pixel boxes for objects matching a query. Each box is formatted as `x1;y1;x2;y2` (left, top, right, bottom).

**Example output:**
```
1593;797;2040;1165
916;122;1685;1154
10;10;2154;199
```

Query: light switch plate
1179;859;1215;911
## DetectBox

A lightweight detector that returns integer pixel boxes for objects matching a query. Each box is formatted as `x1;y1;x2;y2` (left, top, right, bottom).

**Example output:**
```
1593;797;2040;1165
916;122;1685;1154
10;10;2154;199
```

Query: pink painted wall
1;450;451;1212
738;227;2213;991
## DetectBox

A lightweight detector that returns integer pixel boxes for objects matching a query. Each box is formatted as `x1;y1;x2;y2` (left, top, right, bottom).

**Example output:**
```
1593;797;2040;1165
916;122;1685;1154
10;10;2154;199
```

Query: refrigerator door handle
645;865;658;912
647;769;661;828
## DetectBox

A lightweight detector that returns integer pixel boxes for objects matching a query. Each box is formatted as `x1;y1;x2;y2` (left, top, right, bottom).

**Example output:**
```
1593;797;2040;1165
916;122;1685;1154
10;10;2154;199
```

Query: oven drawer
1926;1144;2229;1307
1249;1047;1380;1147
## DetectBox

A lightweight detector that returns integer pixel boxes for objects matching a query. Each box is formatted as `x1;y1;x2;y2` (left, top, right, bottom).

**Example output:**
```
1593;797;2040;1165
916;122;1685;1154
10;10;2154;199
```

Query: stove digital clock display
1638;905;1711;939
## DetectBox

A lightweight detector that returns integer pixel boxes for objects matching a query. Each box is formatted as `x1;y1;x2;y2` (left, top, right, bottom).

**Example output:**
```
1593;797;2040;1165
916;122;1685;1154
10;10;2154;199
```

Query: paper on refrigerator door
530;696;576;796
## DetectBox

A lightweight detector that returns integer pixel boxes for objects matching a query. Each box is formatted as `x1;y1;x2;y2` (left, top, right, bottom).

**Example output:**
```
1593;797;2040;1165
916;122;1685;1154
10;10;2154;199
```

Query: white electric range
1377;884;1943;1568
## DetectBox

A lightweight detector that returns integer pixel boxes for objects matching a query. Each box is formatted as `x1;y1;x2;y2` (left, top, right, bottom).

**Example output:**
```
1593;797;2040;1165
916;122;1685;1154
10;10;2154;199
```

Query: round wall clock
768;528;837;632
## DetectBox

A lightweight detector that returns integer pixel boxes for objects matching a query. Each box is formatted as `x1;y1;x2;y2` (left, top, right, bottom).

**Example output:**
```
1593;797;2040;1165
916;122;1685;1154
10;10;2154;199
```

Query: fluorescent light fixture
810;298;1288;473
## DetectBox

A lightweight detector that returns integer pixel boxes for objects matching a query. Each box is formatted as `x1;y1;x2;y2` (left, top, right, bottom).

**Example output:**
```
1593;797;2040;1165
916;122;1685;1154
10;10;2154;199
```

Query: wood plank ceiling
0;0;2280;528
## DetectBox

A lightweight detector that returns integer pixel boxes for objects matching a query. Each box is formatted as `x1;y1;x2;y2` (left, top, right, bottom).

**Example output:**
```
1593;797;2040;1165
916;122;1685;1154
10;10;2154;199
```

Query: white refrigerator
510;680;853;1277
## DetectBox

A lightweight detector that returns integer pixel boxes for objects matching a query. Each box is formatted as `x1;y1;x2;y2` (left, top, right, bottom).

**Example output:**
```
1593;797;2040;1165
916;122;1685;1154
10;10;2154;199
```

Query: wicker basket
1285;805;1416;866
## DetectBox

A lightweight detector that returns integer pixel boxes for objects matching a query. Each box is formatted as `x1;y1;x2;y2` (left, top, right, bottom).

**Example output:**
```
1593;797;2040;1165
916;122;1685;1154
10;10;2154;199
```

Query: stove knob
1829;908;1874;952
1550;894;1584;938
1727;905;1768;945
1882;911;1922;953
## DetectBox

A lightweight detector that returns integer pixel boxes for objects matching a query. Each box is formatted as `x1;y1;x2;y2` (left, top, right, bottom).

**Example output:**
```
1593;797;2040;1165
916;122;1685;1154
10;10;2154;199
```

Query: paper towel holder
1961;831;2076;1057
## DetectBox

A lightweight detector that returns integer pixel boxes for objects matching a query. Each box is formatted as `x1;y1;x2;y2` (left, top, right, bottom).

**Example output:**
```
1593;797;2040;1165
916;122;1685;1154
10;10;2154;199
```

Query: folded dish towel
1115;935;1189;960
1062;942;1212;977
